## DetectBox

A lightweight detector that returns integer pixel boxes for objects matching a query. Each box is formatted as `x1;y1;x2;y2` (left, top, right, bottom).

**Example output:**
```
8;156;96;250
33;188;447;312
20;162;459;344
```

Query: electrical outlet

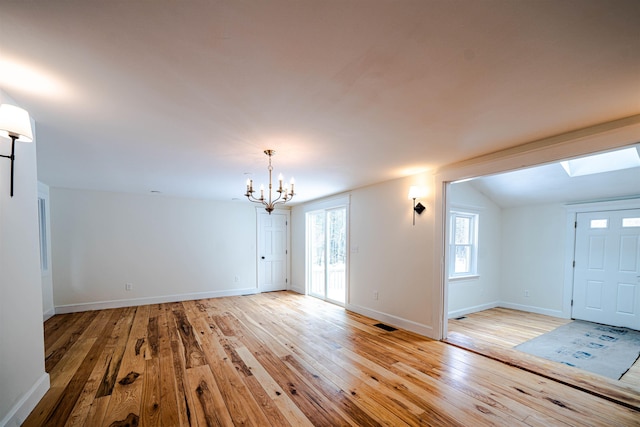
373;291;379;300
234;275;240;283
524;290;530;298
125;283;133;291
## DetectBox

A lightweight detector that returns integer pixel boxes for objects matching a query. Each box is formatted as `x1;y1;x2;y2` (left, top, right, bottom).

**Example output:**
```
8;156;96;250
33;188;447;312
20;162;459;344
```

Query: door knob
261;256;265;259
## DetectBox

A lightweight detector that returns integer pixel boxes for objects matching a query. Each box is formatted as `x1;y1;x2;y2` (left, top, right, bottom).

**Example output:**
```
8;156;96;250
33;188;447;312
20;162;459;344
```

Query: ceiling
1;0;639;204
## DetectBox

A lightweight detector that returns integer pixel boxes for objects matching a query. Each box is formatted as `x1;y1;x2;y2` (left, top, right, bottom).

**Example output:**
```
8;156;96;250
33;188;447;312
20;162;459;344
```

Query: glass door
307;206;347;304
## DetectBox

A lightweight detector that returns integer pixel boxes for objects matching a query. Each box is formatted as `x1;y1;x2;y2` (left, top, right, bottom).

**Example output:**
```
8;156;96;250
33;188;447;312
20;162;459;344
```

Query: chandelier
245;149;295;214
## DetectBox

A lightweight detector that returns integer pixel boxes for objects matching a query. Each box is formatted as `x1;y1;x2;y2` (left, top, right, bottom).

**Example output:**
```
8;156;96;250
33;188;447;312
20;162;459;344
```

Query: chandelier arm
270;190;284;205
246;191;279;206
272;193;294;206
245;190;268;206
245;194;263;204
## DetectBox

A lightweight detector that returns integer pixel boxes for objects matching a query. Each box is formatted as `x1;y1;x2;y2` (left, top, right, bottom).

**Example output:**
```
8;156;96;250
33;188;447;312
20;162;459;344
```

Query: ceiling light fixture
245;149;295;214
0;104;33;197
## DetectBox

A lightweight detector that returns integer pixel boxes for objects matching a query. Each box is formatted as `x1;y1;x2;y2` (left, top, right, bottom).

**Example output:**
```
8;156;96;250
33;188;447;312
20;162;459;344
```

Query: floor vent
455;316;467;320
373;323;397;332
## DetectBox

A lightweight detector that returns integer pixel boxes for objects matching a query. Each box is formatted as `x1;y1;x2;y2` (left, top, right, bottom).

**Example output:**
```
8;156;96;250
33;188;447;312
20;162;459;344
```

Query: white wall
447;181;502;317
500;203;566;316
292;172;436;336
0;92;49;426
50;189;258;311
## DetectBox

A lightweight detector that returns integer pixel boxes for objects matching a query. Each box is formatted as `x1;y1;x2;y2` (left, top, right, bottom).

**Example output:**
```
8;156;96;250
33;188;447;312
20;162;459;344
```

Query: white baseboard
0;372;50;427
448;301;500;319
288;285;305;295
499;301;566;318
447;301;566;320
43;308;55;322
55;287;260;314
447;301;565;319
346;303;435;339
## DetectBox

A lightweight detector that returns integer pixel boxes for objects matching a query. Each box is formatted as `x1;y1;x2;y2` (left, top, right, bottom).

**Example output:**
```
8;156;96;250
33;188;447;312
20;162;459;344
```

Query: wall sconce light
408;186;425;226
0;104;33;197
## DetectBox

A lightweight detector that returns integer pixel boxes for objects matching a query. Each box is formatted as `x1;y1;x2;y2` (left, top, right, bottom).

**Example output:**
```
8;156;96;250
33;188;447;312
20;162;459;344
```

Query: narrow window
38;197;49;273
622;217;640;228
449;211;479;278
590;219;608;229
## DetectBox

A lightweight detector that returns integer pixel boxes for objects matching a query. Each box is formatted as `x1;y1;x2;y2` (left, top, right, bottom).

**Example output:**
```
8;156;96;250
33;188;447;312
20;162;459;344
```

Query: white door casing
572;209;640;329
257;210;289;292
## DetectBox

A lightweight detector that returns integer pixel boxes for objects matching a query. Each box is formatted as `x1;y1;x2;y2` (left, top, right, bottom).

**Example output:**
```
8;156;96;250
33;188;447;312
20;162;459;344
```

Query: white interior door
258;210;289;292
572;209;640;329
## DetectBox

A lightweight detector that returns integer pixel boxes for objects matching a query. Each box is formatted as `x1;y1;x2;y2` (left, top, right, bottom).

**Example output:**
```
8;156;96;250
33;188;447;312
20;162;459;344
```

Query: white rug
515;320;640;380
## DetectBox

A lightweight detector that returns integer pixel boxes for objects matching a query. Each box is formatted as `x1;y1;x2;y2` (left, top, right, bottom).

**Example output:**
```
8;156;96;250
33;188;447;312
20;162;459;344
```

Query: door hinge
286;278;288;283
572;260;575;268
571;299;574;307
574;221;577;229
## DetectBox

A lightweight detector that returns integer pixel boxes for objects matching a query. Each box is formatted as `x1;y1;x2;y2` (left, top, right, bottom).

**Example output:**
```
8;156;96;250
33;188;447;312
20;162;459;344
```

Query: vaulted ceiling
467;143;640;208
1;0;639;203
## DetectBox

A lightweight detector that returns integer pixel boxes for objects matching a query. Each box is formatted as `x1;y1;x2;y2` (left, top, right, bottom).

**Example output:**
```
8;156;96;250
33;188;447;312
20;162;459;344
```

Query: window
560;147;640;177
449;210;479;278
38;196;49;273
590;219;608;229
622;217;640;228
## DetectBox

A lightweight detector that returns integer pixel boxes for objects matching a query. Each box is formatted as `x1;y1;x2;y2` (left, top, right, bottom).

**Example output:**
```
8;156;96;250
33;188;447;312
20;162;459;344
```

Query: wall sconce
408;186;426;226
0;104;33;197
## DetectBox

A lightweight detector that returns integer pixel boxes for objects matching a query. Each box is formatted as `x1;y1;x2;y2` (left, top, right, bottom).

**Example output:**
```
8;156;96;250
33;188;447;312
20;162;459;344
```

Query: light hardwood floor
25;293;640;426
447;307;640;409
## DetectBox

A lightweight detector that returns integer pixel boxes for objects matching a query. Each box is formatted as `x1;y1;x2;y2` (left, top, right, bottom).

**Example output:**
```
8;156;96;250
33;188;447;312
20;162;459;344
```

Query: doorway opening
440;143;640;408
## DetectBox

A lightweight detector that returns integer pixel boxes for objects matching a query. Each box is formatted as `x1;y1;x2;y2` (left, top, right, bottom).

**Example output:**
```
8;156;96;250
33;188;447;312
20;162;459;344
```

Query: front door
257;210;289;292
572;209;640;329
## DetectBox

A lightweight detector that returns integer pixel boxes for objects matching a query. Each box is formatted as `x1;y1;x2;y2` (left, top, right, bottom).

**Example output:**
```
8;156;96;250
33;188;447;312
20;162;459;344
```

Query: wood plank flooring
448;308;572;350
25;292;640;426
447;307;640;409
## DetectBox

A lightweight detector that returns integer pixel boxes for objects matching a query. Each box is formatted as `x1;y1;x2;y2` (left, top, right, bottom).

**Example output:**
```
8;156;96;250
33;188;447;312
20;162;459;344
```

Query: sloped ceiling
468;144;640;208
1;0;639;203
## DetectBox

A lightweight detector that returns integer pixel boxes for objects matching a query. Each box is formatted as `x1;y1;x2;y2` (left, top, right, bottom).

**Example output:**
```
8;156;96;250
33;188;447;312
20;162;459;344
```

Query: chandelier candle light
245;149;295;214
